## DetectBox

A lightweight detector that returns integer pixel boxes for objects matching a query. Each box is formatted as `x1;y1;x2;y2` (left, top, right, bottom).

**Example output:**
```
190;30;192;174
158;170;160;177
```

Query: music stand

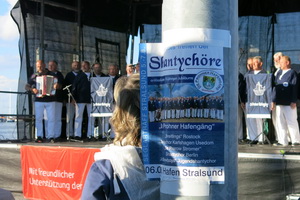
249;119;271;146
63;85;82;142
90;113;113;141
90;77;113;141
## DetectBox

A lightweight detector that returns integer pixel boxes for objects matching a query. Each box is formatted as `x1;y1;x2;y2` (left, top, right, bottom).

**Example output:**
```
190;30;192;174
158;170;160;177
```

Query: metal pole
130;3;136;64
39;0;45;61
161;0;238;199
271;14;276;71
77;0;82;62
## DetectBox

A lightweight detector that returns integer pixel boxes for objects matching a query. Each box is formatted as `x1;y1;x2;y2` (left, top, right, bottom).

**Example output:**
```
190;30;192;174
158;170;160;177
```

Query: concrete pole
161;0;238;199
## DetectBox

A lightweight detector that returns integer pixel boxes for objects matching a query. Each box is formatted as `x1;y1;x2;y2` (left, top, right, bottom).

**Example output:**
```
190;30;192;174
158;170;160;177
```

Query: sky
0;0;19;114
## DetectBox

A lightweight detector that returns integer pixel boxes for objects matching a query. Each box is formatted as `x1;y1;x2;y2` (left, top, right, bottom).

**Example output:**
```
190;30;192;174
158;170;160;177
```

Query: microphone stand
64;85;83;143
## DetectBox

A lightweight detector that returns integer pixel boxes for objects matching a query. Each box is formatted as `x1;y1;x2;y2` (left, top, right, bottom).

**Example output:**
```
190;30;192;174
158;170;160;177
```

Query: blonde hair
110;74;141;147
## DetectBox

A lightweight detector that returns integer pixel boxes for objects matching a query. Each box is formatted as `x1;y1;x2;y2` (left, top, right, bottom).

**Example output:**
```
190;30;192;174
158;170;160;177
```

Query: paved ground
1;140;300;199
0;140;110;200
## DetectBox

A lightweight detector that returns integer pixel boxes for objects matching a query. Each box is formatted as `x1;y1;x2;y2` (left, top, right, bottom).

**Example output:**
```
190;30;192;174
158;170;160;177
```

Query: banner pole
160;0;238;199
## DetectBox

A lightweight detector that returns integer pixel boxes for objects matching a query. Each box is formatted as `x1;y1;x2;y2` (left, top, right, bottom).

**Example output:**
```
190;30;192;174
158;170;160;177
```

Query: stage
1;141;300;200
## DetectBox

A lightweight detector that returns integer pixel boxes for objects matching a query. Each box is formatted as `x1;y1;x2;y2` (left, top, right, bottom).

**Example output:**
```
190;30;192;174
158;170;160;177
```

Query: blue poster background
140;43;225;183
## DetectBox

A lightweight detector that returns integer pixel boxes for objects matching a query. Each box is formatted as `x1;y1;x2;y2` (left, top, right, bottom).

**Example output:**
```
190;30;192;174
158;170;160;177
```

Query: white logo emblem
96;84;108;96
253;82;265;96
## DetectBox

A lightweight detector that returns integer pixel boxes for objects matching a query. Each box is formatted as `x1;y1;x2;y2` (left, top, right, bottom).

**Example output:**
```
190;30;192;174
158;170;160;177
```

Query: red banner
21;146;100;200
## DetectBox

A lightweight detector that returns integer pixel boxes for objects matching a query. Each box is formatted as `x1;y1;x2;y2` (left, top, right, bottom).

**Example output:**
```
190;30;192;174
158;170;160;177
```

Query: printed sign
245;74;272;118
140;42;225;184
21;146;100;200
90;77;113;114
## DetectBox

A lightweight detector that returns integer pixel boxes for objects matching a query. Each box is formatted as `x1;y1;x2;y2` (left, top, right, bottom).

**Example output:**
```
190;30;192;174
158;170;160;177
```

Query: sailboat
6;89;15;122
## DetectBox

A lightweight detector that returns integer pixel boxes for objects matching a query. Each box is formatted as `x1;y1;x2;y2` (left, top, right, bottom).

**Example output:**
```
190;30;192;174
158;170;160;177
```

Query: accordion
36;75;57;97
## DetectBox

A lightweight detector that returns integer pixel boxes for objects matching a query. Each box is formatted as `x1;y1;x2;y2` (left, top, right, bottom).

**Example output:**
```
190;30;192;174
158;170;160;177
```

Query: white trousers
276;105;300;145
54;102;62;138
271;107;278;140
74;103;94;137
185;109;190;118
192;108;197;118
149;111;155;122
171;109;175;119
204;109;209;118
167;110;171;119
176;109;180;119
35;102;55;139
66;102;75;137
246;117;263;142
216;109;223;120
44;102;62;138
197;109;203;118
210;109;216;119
180;109;184;118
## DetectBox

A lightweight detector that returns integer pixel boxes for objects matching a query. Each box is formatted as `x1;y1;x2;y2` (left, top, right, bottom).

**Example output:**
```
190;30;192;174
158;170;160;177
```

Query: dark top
81;159;130;200
148;101;156;112
272;69;298;105
72;71;92;103
64;70;80;101
110;74;121;88
52;71;64;102
238;72;246;104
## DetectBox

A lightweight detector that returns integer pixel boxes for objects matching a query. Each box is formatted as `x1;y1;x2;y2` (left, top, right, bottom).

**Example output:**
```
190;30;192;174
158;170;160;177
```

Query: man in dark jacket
72;61;94;140
272;55;300;146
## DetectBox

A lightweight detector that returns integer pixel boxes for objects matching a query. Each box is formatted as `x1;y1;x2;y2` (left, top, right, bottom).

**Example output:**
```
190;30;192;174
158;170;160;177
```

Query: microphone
63;84;72;90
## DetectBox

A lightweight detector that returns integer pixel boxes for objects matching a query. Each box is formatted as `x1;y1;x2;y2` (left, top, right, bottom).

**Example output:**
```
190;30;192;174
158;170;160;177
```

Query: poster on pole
140;42;225;184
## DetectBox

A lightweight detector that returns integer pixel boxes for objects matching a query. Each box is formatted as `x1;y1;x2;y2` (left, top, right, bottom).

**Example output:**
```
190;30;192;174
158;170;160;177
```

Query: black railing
0;90;34;142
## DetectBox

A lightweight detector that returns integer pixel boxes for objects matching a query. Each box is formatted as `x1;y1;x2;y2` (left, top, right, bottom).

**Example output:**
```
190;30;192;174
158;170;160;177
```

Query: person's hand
240;102;245;110
53;83;61;90
271;102;276;111
31;88;38;94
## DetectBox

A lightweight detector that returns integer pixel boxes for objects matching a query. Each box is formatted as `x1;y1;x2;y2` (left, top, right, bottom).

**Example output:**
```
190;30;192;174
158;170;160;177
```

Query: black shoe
85;136;97;142
53;137;61;142
35;137;43;143
44;138;52;143
68;136;74;140
50;138;55;143
243;139;251;143
74;136;81;140
90;136;97;141
248;140;258;144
